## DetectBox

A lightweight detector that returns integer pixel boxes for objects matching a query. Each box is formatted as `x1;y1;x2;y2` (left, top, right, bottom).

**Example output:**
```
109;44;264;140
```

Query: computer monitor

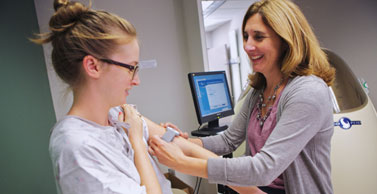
188;71;234;134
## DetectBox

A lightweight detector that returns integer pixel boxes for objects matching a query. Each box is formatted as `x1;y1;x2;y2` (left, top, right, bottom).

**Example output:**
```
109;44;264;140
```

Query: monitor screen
188;71;234;133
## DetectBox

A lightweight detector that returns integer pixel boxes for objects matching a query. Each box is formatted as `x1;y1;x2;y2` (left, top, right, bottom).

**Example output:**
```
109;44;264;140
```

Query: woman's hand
160;122;189;139
149;135;186;169
120;104;143;143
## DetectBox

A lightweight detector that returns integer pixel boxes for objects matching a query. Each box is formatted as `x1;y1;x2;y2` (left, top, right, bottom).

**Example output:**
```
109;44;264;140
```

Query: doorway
199;0;255;102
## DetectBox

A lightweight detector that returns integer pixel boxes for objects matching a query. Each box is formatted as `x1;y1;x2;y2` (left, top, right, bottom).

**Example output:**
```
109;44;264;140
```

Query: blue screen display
193;73;232;117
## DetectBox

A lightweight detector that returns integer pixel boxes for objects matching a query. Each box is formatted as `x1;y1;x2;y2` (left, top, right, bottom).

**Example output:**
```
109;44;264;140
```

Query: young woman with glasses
31;0;169;193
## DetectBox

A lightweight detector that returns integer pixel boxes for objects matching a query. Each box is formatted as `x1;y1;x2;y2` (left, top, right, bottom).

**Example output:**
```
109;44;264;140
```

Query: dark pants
258;186;285;194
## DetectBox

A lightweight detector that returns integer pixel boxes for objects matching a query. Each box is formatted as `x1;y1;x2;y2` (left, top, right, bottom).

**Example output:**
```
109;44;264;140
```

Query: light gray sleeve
206;78;333;186
201;89;255;155
59;166;147;194
57;139;147;194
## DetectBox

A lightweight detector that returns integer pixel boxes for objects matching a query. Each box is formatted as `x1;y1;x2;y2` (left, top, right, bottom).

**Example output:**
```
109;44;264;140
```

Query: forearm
169;137;217;178
174;137;264;193
144;117;166;137
144;117;206;156
171;140;264;193
132;141;162;194
188;137;203;147
149;135;264;194
175;155;209;178
174;136;216;159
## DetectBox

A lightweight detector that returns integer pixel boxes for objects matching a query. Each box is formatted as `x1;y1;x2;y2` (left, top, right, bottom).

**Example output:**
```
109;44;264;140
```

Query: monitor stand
191;119;228;137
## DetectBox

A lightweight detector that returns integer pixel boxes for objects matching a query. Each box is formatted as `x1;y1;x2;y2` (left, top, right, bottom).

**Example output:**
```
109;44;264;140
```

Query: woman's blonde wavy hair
242;0;335;89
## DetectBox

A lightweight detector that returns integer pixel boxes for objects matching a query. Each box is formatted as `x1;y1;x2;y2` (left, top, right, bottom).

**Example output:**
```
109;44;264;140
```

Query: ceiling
201;0;255;32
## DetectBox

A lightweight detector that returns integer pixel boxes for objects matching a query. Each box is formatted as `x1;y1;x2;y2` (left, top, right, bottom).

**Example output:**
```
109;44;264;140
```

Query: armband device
161;127;179;142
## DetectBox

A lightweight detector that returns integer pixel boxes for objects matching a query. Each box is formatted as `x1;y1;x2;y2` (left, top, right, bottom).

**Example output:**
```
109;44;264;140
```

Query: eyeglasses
100;58;139;80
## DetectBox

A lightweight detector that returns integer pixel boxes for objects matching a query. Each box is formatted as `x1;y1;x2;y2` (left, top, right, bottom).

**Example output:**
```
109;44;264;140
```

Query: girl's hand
159;122;189;139
120;104;143;142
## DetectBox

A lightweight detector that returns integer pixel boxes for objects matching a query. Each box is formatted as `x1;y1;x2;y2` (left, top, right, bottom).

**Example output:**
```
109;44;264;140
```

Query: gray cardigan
201;75;334;194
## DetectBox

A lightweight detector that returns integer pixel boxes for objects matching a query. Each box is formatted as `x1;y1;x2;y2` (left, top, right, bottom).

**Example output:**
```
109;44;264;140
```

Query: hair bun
53;0;70;11
50;0;89;32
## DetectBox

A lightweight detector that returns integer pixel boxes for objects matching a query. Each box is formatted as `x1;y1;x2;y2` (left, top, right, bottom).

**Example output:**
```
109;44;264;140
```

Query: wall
296;0;377;108
206;22;231;49
204;6;253;101
0;1;57;194
33;0;207;191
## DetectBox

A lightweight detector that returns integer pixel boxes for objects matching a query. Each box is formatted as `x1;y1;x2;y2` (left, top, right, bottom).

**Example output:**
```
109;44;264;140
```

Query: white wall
207;22;231;49
295;0;377;108
33;0;207;190
204;7;252;100
33;0;71;120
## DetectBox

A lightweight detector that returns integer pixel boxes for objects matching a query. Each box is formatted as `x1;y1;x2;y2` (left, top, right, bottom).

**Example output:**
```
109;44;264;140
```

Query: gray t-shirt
49;106;172;194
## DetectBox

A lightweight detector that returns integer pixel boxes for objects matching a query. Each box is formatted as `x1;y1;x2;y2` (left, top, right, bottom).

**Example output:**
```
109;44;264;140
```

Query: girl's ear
82;55;102;79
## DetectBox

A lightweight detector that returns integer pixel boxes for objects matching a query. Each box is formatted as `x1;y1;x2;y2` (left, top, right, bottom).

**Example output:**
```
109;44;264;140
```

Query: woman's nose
244;38;256;52
132;74;140;86
244;43;256;52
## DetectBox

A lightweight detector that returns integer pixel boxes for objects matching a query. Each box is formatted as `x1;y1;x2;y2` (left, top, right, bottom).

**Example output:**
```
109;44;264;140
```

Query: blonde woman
150;0;335;193
31;0;169;193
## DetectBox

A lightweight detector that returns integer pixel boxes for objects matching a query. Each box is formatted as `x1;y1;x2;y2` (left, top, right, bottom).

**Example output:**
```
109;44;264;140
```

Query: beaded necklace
256;78;284;127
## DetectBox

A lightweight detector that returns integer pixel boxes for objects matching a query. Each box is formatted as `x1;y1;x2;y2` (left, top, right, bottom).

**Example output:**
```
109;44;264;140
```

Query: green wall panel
0;1;57;194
